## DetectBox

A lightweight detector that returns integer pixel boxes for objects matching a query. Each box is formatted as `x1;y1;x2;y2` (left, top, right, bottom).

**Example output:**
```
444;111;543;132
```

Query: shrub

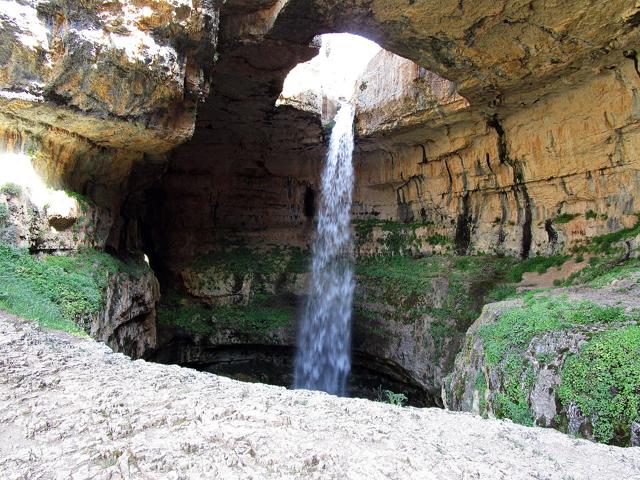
585;210;598;220
558;326;640;444
384;390;408;406
1;182;22;197
554;213;580;224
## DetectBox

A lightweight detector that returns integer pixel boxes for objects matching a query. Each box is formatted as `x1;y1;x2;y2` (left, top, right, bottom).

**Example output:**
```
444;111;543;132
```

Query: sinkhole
145;33;462;407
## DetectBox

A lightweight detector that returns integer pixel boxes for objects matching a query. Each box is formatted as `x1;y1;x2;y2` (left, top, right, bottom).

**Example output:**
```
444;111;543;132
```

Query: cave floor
1;312;639;480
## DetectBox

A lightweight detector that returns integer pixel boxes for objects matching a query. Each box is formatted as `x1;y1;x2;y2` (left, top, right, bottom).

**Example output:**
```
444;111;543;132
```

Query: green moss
554;213;580;224
157;293;292;336
1;182;22;197
0;242;145;334
478;295;632;365
558;326;640;444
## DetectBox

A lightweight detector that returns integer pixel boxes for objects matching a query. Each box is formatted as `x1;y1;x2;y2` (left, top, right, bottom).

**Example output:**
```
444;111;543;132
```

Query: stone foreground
1;312;639;480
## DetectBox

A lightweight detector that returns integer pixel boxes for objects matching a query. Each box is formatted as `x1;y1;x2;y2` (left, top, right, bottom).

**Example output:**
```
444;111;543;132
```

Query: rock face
0;178;110;251
93;268;160;359
354;49;470;136
1;0;219;151
3;311;640;479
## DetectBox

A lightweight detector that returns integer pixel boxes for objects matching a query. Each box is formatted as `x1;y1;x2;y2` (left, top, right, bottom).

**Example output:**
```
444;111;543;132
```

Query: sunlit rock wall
352;62;640;257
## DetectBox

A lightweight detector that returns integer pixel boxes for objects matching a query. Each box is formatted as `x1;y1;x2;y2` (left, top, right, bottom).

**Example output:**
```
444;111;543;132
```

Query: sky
281;33;381;101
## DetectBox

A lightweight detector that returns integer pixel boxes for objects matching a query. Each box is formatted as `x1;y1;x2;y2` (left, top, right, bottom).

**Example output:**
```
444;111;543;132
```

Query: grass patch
558;325;640;444
505;255;569;283
0;242;146;334
560;256;640;288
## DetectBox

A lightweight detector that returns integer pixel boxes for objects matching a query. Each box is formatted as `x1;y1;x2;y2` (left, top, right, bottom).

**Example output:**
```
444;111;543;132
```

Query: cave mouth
148;344;434;407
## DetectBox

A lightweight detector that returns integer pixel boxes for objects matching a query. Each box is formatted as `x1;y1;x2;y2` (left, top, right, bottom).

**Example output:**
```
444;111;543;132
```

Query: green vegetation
475;372;487;415
558;326;640;444
0;242;146;334
157;243;308;337
504;255;569;283
353;219;424;255
356;255;519;326
559;256;640;288
1;182;22;197
554;213;580;224
492;354;535;426
478;295;631;365
426;234;452;246
484;284;517;303
64;190;95;212
382;390;408;406
585;210;598;220
195;243;309;278
578;213;640;255
476;295;639;432
157;293;293;336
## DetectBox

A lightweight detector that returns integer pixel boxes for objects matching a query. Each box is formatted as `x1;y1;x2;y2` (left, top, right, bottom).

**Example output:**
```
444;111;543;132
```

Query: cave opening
148;343;434;407
303;186;315;218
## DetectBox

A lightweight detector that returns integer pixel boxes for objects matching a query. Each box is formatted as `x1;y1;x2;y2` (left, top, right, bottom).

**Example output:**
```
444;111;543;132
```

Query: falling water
294;102;356;396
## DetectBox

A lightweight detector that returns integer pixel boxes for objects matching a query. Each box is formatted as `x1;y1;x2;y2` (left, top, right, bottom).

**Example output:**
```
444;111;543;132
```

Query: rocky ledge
1;312;639;480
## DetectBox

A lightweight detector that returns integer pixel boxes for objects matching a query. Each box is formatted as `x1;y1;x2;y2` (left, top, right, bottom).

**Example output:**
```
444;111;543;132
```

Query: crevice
487;114;508;165
544;219;558;255
455;192;472;255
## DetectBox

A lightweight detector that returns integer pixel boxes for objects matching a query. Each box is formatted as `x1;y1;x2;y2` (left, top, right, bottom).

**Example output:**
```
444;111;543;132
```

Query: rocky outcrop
0;178;110;251
93;268;160;359
1;0;220;151
443;276;640;446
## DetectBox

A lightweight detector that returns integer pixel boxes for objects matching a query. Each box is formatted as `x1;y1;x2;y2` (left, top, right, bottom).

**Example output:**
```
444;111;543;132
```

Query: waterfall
294;102;356;396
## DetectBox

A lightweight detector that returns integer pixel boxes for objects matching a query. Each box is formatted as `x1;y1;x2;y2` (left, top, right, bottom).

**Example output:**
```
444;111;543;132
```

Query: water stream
294;102;356;396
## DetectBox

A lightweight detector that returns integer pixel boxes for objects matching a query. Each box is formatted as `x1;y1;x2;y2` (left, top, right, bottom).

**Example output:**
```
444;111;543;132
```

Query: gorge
2;0;640;477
